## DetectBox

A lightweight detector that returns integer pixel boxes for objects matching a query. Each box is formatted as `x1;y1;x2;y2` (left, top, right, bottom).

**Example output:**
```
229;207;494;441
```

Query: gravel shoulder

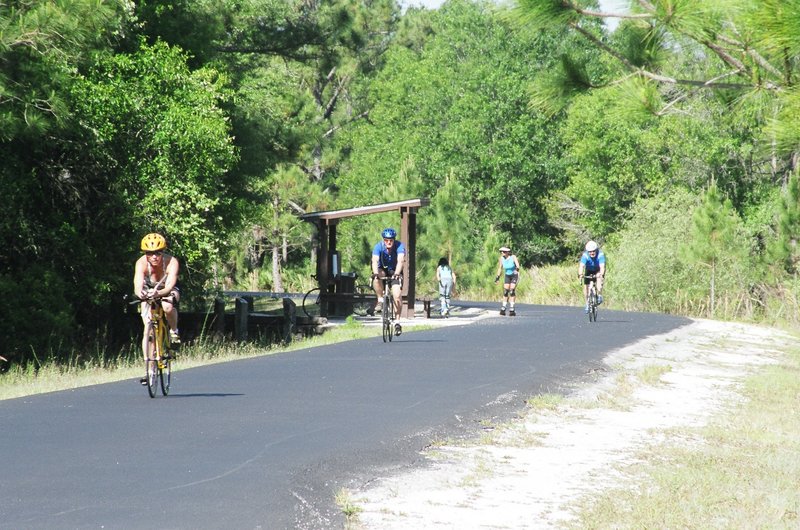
351;318;794;529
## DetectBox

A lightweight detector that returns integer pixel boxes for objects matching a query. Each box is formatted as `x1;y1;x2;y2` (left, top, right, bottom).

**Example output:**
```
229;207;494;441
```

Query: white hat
499;246;511;252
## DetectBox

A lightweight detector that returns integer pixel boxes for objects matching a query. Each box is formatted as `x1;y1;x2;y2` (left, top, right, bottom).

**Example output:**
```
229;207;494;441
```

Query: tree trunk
272;244;283;293
710;261;716;317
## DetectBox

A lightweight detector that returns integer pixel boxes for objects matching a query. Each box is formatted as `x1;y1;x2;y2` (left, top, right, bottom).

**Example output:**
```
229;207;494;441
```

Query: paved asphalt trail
0;303;689;529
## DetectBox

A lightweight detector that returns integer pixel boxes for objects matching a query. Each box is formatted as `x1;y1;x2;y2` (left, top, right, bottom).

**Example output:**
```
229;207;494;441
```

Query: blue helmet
381;228;397;239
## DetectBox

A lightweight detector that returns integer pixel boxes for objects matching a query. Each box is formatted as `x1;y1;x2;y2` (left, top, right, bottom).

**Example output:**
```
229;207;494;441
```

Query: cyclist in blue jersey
578;240;606;313
494;246;520;316
370;227;406;319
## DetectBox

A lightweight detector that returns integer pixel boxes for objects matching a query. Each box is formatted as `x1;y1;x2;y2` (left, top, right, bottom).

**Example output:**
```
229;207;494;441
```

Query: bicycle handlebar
125;293;173;305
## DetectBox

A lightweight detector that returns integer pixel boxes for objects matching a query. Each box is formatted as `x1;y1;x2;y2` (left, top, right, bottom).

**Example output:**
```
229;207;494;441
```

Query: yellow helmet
140;233;167;252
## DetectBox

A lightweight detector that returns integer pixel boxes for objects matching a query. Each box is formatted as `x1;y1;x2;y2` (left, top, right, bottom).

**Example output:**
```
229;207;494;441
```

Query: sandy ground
352;318;795;529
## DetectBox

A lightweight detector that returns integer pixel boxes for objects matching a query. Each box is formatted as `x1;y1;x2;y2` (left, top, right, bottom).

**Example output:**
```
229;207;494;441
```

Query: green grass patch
637;363;672;385
569;349;800;529
334;487;363;526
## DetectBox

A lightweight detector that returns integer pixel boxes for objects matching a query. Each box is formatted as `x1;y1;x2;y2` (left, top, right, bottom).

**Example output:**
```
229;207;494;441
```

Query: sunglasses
384;238;394;243
146;251;163;257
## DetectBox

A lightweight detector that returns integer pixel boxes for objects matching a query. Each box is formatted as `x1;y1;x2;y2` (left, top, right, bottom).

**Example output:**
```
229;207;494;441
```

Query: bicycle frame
380;277;396;343
584;274;599;323
141;297;173;397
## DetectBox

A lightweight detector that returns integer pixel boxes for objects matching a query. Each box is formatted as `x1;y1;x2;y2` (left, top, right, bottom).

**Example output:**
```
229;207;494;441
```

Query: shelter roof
300;198;429;222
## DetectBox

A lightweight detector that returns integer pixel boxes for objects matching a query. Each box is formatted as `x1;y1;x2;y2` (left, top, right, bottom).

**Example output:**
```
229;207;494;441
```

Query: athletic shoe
140;378;147;386
499;308;506;316
169;329;181;345
597;295;603;305
394;323;402;336
584;304;589;313
509;309;516;316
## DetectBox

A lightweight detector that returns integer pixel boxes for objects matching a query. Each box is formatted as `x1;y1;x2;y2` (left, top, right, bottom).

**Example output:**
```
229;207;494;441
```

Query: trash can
332;272;357;316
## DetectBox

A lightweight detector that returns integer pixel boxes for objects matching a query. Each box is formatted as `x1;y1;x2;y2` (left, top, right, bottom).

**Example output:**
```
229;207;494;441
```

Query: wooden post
400;206;418;318
214;297;225;337
317;220;329;317
235;297;249;342
282;297;296;344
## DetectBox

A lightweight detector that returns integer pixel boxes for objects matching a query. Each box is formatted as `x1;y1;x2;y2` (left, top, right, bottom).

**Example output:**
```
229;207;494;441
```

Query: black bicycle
376;275;402;342
302;276;373;319
584;273;600;323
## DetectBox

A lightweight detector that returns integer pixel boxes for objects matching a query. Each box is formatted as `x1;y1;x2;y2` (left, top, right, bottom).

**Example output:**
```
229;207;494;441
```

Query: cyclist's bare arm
394;253;405;276
133;256;148;298
158;255;179;297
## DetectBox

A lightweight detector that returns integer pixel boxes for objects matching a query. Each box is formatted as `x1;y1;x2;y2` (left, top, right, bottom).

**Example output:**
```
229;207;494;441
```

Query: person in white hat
578;240;606;313
494;246;520;316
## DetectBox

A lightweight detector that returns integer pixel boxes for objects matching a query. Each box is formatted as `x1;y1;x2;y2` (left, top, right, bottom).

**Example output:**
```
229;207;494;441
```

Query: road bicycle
376;275;402;342
584;274;600;323
130;293;174;397
302;275;373;319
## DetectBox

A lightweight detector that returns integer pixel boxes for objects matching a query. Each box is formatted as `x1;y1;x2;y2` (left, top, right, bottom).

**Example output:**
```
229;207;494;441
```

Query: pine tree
768;172;800;276
682;184;741;316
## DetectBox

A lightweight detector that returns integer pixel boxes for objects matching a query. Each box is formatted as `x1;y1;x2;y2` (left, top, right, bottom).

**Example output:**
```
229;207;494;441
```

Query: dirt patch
353;319;793;529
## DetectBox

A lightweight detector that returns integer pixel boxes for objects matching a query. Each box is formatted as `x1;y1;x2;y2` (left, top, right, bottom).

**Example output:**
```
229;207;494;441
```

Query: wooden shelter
300;198;430;318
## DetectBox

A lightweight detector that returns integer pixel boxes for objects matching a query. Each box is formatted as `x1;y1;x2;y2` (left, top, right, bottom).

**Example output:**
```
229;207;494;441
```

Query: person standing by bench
436;257;456;317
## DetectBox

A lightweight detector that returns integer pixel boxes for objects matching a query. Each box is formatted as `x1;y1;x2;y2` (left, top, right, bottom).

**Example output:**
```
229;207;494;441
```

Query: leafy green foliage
337;0;571;266
0;0;128;139
767;173;800;275
681;184;752;316
0;36;238;362
69;41;239;280
611;189;703;313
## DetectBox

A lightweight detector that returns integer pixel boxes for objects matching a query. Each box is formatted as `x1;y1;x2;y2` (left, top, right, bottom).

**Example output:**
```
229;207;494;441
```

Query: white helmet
585;240;599;252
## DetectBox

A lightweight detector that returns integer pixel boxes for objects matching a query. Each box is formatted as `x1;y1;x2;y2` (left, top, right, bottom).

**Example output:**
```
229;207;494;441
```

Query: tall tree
515;0;800;173
768;172;800;276
337;0;577;265
681;183;744;315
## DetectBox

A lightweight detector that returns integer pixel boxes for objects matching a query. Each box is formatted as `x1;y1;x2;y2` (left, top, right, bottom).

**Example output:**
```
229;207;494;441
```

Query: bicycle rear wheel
302;287;321;319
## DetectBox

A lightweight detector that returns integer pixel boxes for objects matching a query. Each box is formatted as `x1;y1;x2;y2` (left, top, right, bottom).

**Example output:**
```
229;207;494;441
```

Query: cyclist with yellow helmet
133;233;181;366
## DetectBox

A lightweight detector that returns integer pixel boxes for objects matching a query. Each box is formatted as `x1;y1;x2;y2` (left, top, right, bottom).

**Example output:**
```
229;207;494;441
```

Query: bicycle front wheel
302;288;321;319
589;290;598;323
381;292;390;342
159;327;172;396
145;324;159;397
160;360;171;395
